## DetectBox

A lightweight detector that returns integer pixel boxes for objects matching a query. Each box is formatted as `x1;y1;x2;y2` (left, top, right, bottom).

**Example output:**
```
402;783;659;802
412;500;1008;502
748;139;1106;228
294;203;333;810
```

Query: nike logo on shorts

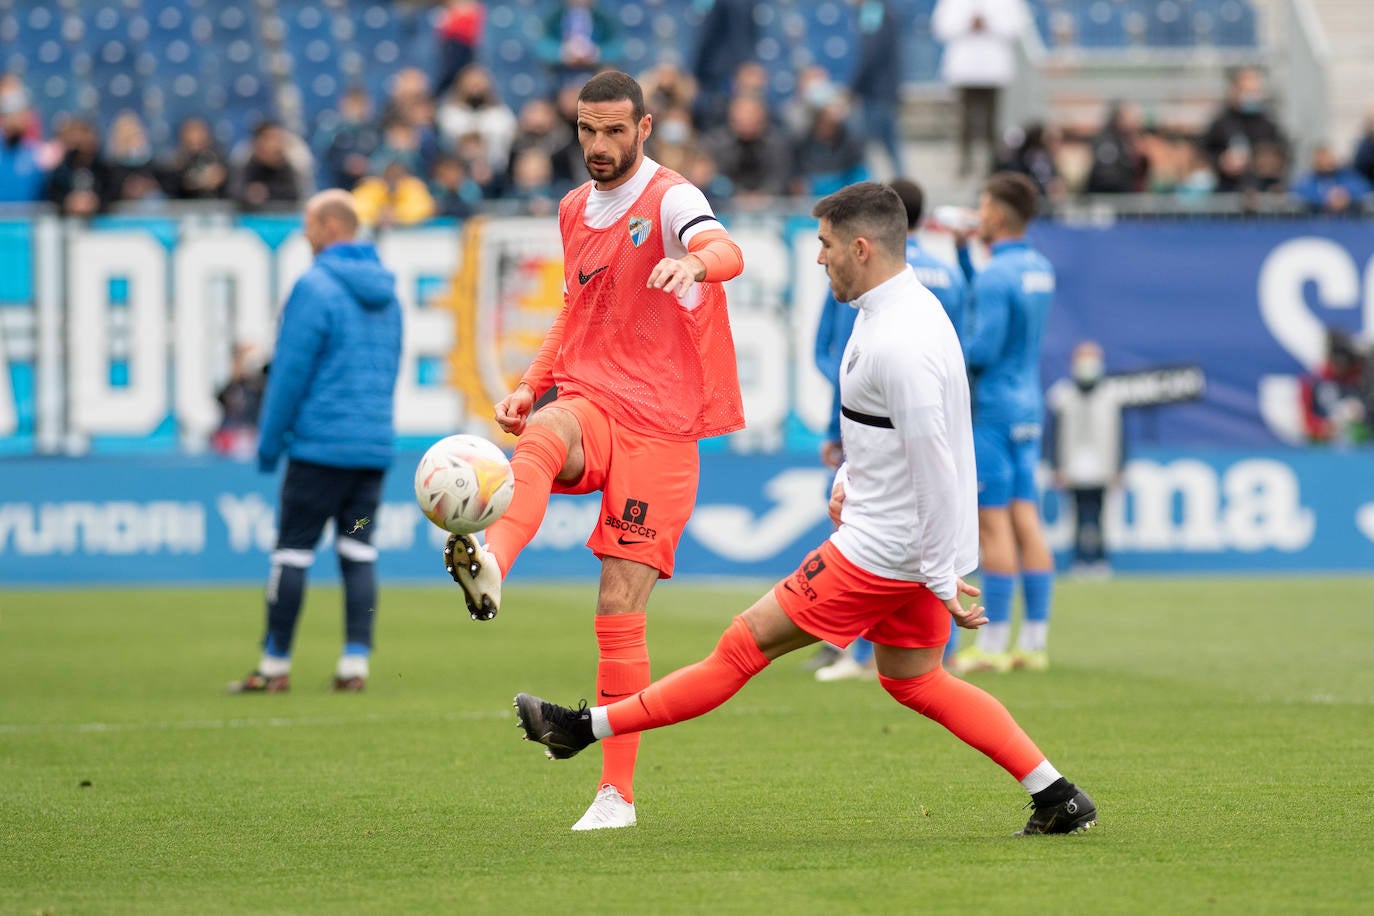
617;534;648;546
578;265;609;284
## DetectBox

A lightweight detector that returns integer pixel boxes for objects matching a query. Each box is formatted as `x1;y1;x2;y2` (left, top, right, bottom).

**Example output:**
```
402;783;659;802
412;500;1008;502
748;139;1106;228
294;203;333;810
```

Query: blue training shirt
959;238;1055;427
906;236;967;338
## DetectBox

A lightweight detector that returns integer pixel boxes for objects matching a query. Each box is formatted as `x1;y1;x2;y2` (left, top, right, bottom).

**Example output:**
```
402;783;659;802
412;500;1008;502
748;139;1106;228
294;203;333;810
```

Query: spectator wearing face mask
506;97;583;194
436;64;518;173
106;110;163;204
645;105;695;176
702;93;794;202
1046;341;1125;577
1203;67;1288;194
849;0;904;176
45;117;116;217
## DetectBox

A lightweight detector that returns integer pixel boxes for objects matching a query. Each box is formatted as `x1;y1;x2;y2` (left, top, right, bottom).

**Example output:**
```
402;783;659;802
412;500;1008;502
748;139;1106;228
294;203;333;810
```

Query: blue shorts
973;421;1041;508
277;459;385;552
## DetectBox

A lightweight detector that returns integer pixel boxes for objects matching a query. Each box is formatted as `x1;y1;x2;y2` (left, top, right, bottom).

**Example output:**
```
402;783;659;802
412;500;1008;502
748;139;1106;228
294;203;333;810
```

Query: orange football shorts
546;394;699;579
773;539;951;649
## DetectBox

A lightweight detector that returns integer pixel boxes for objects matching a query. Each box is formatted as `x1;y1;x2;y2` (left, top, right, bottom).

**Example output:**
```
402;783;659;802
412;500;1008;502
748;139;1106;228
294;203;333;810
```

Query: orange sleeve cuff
686;228;744;283
520;294;570;396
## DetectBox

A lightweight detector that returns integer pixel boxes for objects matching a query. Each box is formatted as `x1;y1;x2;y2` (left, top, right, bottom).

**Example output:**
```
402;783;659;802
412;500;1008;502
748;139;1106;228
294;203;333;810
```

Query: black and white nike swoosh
617;534;648;546
578;265;609;284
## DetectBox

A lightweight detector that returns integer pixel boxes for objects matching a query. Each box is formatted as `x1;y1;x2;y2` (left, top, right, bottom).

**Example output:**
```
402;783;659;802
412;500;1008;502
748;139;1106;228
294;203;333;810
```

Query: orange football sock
482;425;567;578
594;613;650;802
606;616;769;736
879;668;1046;780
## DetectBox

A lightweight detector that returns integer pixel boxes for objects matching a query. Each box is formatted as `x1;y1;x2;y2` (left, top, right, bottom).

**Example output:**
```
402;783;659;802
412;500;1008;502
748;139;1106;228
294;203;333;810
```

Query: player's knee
715;616;770;675
526;405;581;445
878;666;946;713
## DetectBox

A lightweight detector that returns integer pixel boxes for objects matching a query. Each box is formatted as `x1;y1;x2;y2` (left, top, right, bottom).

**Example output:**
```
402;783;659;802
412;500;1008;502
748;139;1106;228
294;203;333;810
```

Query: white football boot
443;533;502;620
814;654;877;682
571;785;637;831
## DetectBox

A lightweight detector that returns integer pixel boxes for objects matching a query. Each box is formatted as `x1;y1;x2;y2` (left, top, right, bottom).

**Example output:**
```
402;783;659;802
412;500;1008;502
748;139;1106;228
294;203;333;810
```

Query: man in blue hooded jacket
229;189;403;693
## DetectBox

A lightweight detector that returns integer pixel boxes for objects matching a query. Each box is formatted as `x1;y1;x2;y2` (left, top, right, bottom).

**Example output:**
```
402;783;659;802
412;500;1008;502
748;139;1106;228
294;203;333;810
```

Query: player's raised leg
444;404;583;619
514;592;810;758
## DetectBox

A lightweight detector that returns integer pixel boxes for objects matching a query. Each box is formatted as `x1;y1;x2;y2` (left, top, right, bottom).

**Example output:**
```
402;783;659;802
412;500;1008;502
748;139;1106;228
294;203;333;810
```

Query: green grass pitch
4;575;1374;914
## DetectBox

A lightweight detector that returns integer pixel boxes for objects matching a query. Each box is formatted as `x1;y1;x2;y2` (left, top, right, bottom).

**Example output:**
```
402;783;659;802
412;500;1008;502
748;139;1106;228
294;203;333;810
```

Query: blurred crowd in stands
1;0;1371;224
1006;67;1374;215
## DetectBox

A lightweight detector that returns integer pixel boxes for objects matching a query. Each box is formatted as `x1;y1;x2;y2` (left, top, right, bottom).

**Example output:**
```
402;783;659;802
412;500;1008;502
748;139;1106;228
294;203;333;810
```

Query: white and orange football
414;434;515;535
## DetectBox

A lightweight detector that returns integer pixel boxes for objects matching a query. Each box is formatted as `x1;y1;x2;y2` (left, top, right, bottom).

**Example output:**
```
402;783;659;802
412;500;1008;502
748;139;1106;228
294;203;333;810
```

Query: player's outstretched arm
647;228;744;298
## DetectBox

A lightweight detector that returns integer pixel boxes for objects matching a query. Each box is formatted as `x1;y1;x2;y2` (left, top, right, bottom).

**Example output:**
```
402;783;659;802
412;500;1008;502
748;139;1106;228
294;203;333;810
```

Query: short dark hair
812;181;907;258
984;172;1039;228
888;178;925;231
577;70;646;122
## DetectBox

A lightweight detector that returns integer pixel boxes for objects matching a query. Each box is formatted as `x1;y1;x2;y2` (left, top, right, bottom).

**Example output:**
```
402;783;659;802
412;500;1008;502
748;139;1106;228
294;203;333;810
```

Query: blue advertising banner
1;449;1369;585
1032;221;1374;448
5;214;1372;458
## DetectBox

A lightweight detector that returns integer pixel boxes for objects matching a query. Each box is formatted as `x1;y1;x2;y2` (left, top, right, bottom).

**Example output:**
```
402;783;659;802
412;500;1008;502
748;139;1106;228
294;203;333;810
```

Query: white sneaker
571;785;637;831
814;655;877;682
443;533;502;620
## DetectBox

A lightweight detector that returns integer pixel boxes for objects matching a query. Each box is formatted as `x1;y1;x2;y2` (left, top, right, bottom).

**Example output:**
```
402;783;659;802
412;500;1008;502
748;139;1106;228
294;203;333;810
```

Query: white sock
590;705;613;740
259;654;290;677
1019;759;1063;794
336;654;369;680
479;537;499;564
975;622;1011;654
1017;621;1048;652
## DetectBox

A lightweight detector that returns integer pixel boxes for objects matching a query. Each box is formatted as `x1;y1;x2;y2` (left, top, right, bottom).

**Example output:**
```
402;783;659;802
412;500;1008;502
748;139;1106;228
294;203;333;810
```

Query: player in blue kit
812;177;969;682
951;172;1057;674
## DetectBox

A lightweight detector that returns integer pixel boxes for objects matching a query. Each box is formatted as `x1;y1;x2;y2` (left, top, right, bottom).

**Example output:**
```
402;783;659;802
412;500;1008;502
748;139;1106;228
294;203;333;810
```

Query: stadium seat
1145;0;1195;47
0;0;1265;153
1210;0;1257;47
1075;0;1129;49
278;0;347;130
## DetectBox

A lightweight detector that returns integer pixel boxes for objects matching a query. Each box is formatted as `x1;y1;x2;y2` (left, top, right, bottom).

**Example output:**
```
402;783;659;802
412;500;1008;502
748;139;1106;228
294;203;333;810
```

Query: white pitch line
0;709;510;736
0;703;792;736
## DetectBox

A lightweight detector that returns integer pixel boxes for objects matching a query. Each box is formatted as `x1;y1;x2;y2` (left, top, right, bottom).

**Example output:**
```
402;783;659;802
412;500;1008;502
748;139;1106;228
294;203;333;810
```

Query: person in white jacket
511;182;1099;837
932;0;1029;175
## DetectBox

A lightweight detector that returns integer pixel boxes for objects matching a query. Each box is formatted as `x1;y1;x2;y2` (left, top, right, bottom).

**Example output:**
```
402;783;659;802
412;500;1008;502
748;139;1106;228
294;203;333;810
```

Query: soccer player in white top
512;183;1098;836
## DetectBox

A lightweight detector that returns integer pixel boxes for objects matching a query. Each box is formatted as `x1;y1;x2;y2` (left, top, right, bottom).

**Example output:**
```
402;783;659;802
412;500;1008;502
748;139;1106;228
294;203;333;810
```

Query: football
414;434;515;534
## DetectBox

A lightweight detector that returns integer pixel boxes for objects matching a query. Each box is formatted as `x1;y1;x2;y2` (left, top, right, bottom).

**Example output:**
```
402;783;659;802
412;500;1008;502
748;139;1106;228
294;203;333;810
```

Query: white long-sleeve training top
830;267;980;600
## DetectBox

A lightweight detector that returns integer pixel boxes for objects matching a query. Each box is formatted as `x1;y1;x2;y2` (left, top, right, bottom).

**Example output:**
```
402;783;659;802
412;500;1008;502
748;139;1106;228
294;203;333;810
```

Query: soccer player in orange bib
512;183;1097;836
444;71;746;830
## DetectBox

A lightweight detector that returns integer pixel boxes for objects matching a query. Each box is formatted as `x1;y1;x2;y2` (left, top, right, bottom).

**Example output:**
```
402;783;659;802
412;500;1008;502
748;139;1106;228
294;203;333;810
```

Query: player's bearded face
583;126;640;184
